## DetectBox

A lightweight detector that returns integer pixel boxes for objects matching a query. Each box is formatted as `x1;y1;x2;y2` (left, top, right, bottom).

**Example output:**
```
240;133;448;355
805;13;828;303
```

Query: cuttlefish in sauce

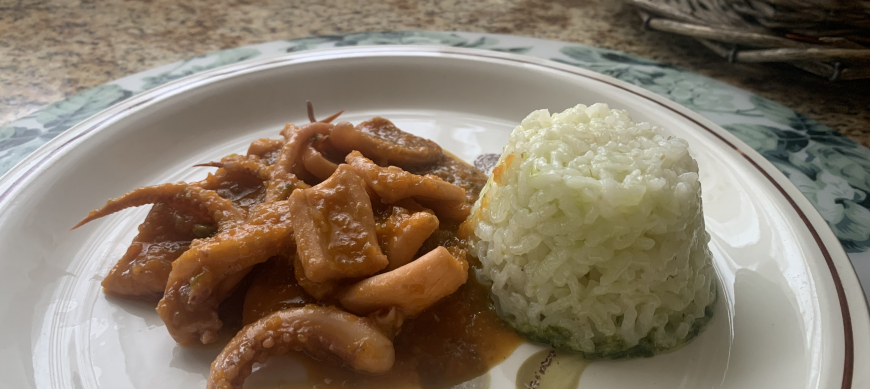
242;256;317;326
100;203;202;299
345;151;471;222
339;246;469;317
289;164;389;283
207;305;395;389
157;200;296;344
375;200;440;271
93;156;268;299
74;108;522;389
329;117;442;167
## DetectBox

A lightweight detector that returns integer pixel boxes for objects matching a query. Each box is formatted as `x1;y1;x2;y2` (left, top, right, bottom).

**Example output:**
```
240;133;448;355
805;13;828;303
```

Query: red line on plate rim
0;47;854;389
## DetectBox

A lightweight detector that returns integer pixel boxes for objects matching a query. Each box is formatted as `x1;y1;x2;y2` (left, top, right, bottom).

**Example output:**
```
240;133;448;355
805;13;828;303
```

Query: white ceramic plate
0;46;867;389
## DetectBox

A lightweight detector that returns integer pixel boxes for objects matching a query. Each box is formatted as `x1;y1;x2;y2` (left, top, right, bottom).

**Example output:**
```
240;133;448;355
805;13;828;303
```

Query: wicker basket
625;0;870;80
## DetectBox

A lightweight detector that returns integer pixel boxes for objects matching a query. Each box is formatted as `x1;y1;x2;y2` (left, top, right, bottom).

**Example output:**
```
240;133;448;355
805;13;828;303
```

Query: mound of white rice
468;103;717;358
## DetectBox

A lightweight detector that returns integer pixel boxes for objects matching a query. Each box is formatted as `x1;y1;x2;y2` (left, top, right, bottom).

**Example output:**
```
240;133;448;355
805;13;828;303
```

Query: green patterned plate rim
1;31;868;300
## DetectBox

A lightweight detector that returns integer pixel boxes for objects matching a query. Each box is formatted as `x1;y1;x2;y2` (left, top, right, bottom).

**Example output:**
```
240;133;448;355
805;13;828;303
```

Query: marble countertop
2;0;868;148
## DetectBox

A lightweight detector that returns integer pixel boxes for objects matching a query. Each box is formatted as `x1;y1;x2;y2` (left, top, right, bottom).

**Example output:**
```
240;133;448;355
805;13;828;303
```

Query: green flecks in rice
469;103;717;359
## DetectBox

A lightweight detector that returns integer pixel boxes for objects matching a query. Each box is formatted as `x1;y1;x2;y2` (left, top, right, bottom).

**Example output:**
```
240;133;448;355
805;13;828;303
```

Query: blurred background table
1;0;868;147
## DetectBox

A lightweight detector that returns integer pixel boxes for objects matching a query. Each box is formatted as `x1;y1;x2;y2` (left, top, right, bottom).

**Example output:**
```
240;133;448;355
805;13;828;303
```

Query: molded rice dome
467;103;717;359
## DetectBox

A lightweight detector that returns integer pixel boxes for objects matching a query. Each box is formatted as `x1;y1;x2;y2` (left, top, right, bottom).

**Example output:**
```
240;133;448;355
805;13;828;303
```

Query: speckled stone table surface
1;0;868;147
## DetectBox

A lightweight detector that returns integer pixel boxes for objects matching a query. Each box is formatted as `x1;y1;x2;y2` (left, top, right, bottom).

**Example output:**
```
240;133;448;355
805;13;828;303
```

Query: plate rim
0;45;865;388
